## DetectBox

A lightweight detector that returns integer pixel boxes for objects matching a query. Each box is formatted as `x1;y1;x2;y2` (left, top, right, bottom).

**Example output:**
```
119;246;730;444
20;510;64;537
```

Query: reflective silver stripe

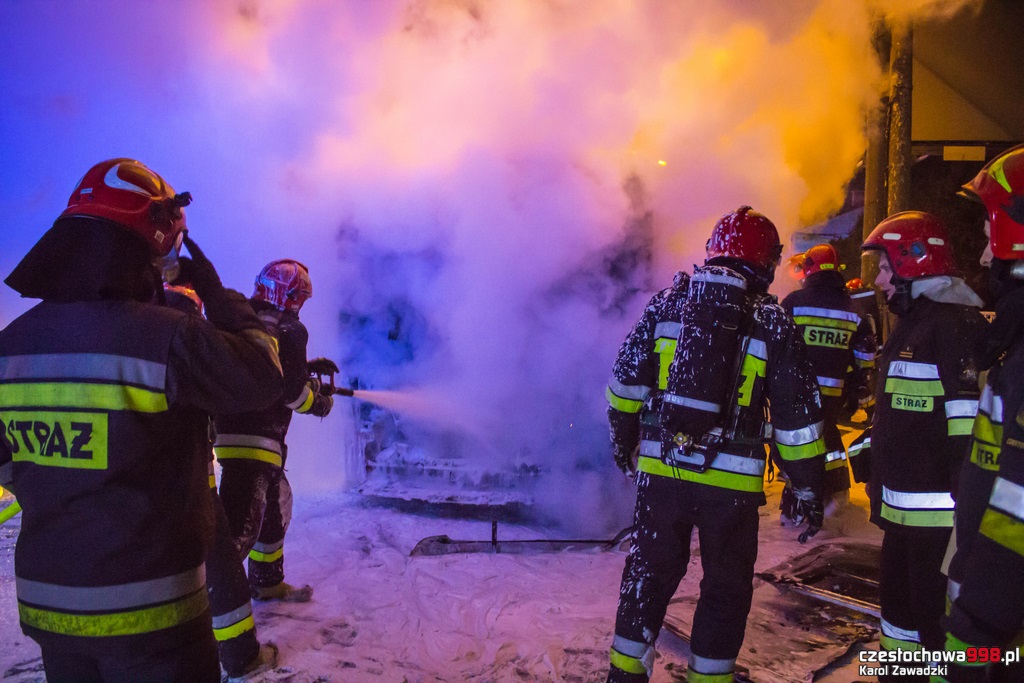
744;337;767;360
817;376;845;388
947;579;961;603
16;565;205;612
689;654;736;674
850;290;874;300
990;477;1024;519
607;378;652;402
887;360;939;380
979;384;1003;421
285;384;312;410
848;436;870;456
881;618;920;643
212;601;253;629
663;393;720;413
853;349;875;361
774;421;823;446
791;307;861;324
825;449;847;463
640;440;661;457
252;539;284;554
693;270;747;289
711;453;766;476
612;635;652;658
213;434;283;454
0;353;166;390
881;487;954;511
654;322;681;340
0;462;12;487
945;399;979;419
654;443;766;476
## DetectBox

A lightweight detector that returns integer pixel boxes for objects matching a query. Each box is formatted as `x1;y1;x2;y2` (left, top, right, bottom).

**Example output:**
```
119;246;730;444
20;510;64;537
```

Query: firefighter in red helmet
860;211;987;680
215;258;337;604
0;159;283;682
606;206;825;683
942;143;1024;682
777;244;877;519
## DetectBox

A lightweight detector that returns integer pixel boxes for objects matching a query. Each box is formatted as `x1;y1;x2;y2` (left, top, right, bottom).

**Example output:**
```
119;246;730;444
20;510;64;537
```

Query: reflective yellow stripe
855;358;875;368
947;418;974;436
294;388;316;414
18;589;207;637
884;378;944;397
820;386;843;397
945;633;987;667
980;507;1024;555
609;647;647;675
881;634;922;652
687;670;734;683
637;456;763;493
777;438;825;461
208;474;216;489
654;338;677;391
0;382;167;413
973;413;1002;448
214;446;283;468
249;547;284;563
213;614;255;642
881;503;954;528
605;387;643;414
793;316;858;331
825;457;848;471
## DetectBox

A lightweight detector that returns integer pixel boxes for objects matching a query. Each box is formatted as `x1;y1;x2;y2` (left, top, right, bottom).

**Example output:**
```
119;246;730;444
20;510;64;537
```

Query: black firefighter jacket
781;270;877;484
214;299;327;469
867;296;987;536
606;267;825;506
0;288;282;653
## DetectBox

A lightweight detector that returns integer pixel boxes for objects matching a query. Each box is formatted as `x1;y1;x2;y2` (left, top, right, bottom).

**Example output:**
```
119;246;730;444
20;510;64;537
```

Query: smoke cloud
0;0;980;533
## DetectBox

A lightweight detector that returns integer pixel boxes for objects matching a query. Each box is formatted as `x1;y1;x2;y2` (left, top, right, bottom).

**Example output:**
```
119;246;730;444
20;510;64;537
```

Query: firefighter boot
252;581;313;603
227;643;278;682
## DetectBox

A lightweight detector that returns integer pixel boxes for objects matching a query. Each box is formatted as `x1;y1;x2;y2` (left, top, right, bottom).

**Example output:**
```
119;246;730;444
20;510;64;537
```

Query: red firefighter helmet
788;243;843;280
862;211;957;280
959;144;1024;260
706;206;782;272
253;259;312;312
59;159;191;257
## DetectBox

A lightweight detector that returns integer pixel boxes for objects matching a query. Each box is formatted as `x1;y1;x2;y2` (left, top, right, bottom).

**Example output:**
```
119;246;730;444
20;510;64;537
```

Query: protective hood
910;276;984;308
5;216;159;302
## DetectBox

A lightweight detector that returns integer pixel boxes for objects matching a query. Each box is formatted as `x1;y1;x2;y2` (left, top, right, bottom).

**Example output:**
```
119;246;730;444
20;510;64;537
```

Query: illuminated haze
0;0;979;533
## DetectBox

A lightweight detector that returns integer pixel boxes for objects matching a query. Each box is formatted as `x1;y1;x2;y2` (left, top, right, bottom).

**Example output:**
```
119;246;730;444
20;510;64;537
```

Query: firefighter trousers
39;627;219;683
879;528;949;682
608;473;760;683
207;489;261;676
219;457;293;592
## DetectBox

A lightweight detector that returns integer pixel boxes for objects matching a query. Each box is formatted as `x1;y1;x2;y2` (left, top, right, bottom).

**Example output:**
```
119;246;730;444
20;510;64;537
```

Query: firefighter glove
791;486;823;543
308;357;340;375
310;392;333;418
613;443;638;476
176;235;224;301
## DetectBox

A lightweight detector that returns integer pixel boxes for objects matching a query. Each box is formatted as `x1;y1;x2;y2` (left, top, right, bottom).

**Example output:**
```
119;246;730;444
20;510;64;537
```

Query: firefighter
215;259;336;603
0;159;283;682
605;206;826;683
860;211;987;680
942;143;1024;682
163;284;277;680
779;244;877;517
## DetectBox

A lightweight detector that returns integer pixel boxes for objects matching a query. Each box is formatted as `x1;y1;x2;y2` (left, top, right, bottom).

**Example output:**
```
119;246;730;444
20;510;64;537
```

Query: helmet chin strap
885;277;913;315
